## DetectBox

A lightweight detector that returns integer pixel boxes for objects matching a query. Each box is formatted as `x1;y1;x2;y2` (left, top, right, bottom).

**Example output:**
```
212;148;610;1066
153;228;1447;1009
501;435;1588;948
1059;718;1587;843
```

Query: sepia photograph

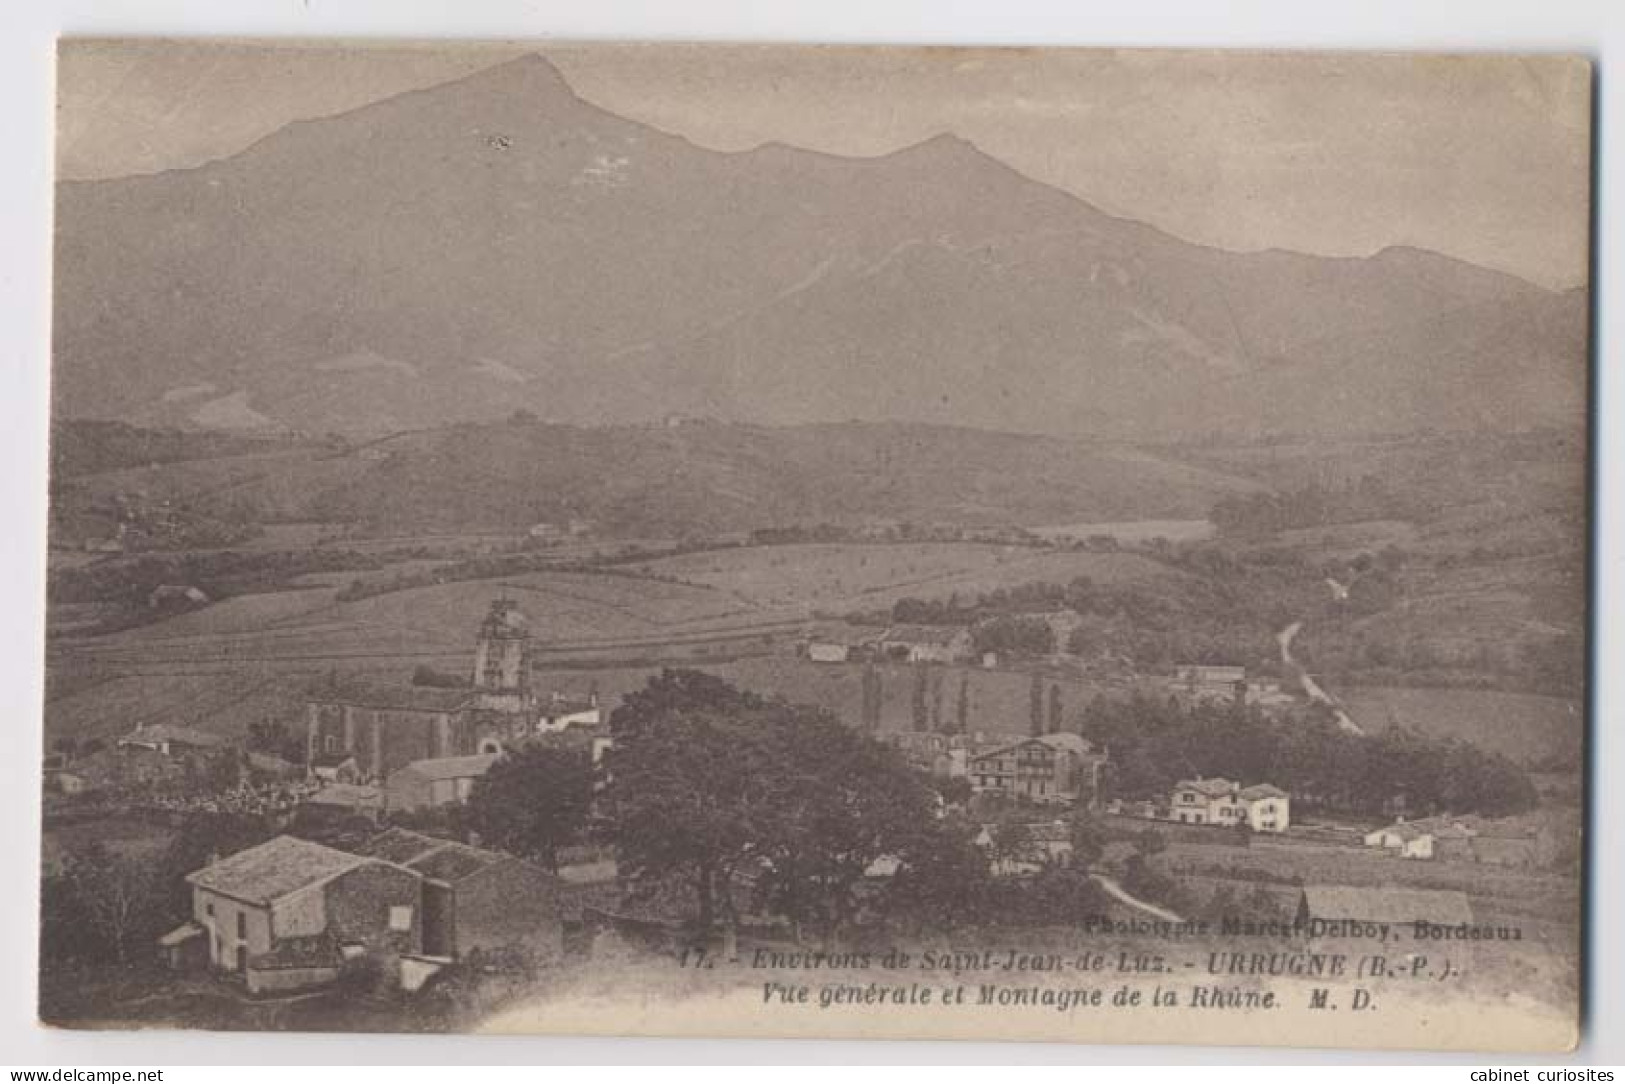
38;39;1591;1053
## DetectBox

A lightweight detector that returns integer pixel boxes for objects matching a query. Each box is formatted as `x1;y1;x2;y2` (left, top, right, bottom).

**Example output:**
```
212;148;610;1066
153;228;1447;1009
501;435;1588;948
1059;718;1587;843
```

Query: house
967;732;1107;807
117;724;224;757
173;835;423;994
1171;664;1247;703
1169;778;1291;832
1295;884;1474;937
1237;784;1292;833
351;829;567;964
975;820;1075;876
310;752;361;783
385;753;498;813
801;624;882;664
1362;816;1475;861
1170;777;1244;826
534;694;601;735
879;625;974;664
889;732;972;779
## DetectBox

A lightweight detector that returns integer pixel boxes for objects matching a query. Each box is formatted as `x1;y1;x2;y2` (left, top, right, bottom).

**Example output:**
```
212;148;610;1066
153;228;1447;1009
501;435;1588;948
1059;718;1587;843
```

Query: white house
879;625;974;664
1169;778;1291;833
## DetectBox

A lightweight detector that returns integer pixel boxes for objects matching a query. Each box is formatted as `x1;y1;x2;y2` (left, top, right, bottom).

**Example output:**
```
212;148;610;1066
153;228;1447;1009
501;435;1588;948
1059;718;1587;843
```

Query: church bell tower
471;597;532;713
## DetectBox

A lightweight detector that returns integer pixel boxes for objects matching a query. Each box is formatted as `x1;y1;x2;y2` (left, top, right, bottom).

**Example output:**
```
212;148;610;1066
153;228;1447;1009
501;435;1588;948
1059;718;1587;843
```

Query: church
304;598;602;781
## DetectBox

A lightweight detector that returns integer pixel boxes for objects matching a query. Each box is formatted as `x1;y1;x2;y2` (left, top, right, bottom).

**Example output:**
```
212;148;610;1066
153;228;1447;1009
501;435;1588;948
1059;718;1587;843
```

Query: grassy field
631;542;1181;612
1339;686;1583;767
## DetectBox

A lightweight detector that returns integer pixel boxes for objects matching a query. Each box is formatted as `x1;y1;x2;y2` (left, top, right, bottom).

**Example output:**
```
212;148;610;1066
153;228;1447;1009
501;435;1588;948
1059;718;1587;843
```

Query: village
38;591;1575;1029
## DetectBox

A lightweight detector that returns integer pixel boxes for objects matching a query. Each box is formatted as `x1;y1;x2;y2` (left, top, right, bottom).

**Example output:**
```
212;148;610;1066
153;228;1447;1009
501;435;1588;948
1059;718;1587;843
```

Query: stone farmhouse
166;835;423;994
162;829;570;994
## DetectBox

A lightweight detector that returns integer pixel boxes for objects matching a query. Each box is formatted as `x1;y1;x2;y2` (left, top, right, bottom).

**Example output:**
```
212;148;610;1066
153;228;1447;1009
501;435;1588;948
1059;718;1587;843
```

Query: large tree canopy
606;669;940;944
465;745;595;871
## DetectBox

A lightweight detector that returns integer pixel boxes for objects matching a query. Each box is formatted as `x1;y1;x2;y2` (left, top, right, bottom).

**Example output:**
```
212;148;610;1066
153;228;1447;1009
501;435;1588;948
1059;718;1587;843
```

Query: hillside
53;55;1587;442
49;418;1266;539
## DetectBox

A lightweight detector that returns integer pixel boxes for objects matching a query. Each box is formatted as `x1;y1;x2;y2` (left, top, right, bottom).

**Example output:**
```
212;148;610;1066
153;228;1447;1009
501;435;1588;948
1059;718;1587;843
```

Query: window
389;905;413;932
205;902;214;917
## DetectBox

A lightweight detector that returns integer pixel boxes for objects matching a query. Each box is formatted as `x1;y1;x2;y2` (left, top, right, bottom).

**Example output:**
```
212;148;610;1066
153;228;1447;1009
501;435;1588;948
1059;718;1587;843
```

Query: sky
56;40;1592;289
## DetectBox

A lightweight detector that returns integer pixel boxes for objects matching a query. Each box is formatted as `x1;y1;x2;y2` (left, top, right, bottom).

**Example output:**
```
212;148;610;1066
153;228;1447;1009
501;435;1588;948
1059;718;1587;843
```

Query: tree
1068;810;1108;870
885;813;995;931
1029;672;1044;737
975;616;1056;659
608;683;778;932
608;670;943;946
749;703;938;947
246;718;305;763
1047;684;1064;733
610;668;764;743
955;674;970;735
911;667;929;731
861;664;883;731
59;843;167;967
466;746;594;872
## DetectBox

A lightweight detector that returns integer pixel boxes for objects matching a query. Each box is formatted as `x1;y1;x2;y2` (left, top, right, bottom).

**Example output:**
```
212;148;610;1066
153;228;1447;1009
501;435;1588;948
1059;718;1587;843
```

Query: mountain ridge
52;53;1585;440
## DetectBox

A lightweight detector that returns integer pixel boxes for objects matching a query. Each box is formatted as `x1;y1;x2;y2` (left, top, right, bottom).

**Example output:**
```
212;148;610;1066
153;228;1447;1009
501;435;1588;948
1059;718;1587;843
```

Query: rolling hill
50;418;1267;537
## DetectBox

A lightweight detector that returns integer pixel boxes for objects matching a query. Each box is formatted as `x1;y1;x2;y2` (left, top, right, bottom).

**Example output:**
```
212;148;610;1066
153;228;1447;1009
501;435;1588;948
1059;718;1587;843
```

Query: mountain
52;54;1588;440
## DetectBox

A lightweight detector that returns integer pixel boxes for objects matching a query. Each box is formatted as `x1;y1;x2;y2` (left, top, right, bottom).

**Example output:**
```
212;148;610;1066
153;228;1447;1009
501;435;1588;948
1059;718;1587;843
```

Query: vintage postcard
42;41;1590;1051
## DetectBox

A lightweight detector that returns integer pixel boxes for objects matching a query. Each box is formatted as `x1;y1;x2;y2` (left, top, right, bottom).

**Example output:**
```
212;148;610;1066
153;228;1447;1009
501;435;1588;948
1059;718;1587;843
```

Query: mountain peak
450;52;579;98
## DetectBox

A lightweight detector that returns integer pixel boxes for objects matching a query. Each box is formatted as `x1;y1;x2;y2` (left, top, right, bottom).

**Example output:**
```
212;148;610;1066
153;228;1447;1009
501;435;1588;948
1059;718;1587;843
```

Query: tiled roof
350;827;446;865
397;753;499;782
307;783;381;808
1238;784;1288;800
1036;732;1093;757
1176;777;1238;799
1299;885;1474;926
408;842;510;883
187;836;379;905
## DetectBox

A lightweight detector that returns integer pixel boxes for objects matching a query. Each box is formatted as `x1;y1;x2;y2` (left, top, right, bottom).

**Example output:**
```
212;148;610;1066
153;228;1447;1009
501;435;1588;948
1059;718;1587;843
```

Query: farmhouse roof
408;842;514;884
307;783;381;808
118;724;224;748
187;836;384;906
1176;777;1239;799
350;828;448;865
1036;732;1094;757
1238;784;1289;800
1298;885;1474;927
397;753;499;782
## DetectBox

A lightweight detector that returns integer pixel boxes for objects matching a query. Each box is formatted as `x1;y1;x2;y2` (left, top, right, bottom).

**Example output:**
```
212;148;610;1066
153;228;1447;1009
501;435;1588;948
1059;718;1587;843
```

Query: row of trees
1077;693;1537;819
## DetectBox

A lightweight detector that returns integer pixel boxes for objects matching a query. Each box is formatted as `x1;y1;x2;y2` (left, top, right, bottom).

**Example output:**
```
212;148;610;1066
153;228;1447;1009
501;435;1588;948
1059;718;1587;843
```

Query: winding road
1090;872;1184;923
1277;617;1364;736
